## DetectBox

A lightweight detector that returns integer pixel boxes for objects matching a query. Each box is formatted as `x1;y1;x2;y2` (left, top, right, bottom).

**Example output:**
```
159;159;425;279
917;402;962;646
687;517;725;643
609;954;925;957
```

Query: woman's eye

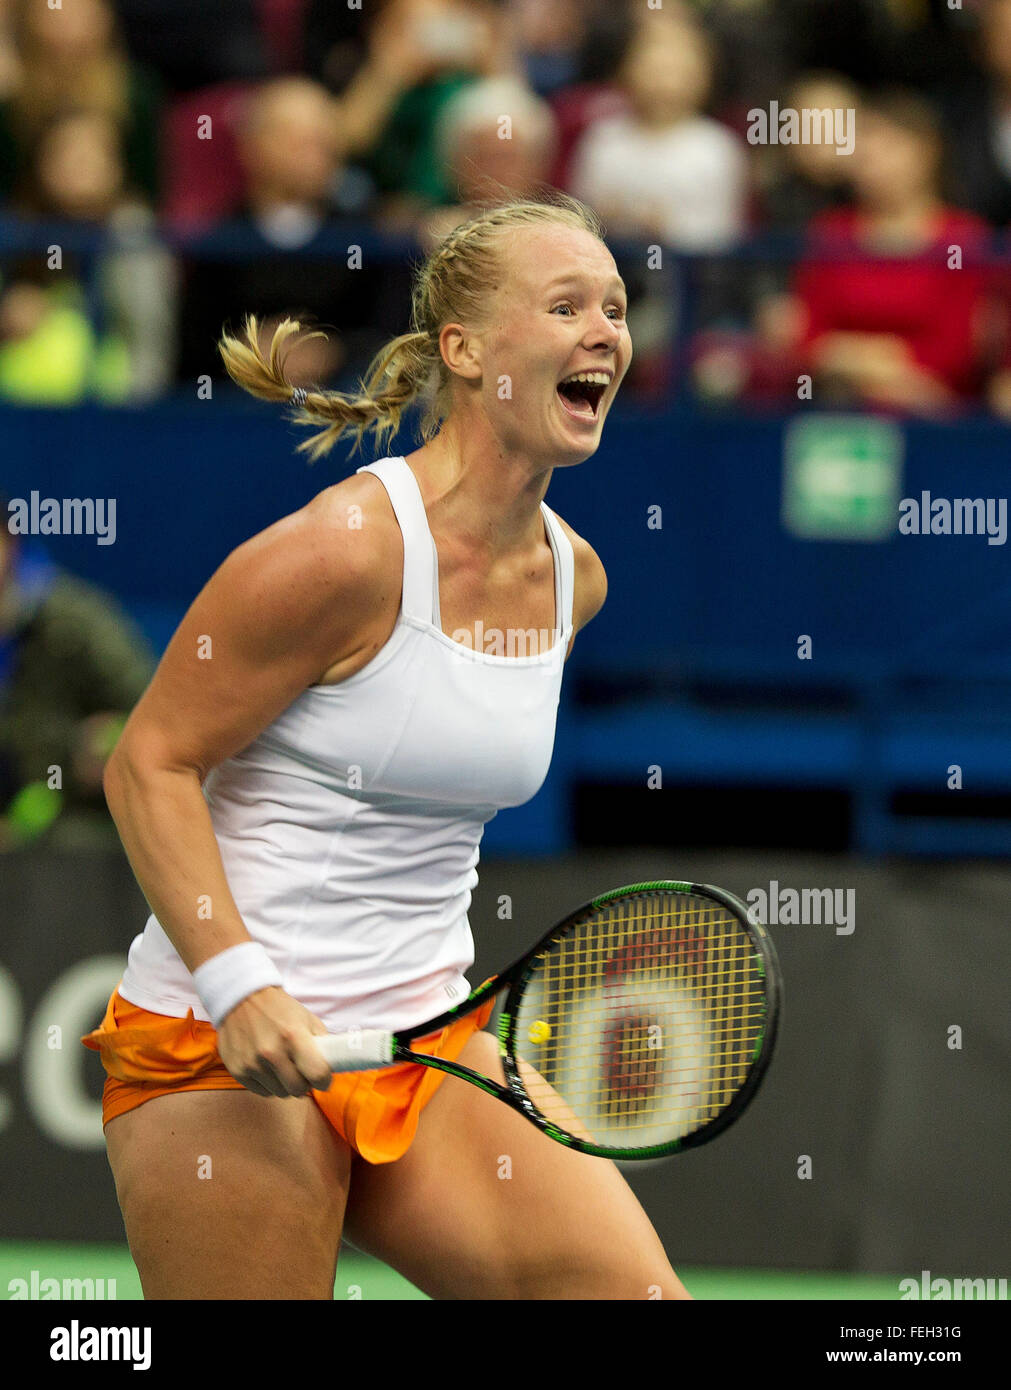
552;304;626;319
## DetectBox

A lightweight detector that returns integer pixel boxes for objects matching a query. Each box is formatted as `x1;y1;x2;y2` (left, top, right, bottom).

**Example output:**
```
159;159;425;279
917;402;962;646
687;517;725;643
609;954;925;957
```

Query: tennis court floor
0;1242;906;1300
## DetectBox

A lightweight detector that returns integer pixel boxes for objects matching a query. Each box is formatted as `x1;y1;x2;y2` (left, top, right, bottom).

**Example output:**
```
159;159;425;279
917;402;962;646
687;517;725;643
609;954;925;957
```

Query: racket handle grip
317;1029;395;1072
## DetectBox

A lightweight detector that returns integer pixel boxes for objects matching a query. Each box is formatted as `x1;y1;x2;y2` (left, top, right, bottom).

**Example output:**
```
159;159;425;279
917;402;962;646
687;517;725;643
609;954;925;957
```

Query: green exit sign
782;415;903;540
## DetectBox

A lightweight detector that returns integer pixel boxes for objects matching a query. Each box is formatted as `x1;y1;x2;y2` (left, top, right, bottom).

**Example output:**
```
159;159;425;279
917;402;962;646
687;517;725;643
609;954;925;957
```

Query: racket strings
511;892;767;1151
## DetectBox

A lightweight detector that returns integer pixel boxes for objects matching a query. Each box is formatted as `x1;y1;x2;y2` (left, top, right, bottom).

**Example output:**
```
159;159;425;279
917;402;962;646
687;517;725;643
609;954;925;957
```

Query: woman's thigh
343;1031;691;1300
104;1088;352;1299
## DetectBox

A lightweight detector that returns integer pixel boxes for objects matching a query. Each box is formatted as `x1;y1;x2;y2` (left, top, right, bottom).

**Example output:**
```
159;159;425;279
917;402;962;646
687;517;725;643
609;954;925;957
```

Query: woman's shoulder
547;510;607;632
221;471;404;625
936;205;991;244
304;469;404;572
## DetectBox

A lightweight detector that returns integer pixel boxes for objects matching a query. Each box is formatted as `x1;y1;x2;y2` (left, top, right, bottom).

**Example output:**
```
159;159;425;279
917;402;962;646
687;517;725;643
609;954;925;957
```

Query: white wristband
192;942;284;1029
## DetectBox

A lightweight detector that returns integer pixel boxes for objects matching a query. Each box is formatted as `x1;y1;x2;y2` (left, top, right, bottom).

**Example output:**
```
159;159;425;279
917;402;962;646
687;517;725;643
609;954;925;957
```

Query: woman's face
622;23;711;122
25;0;112;59
850;113;940;209
36;113;122;219
787;80;858;183
242;86;340;201
461;224;632;465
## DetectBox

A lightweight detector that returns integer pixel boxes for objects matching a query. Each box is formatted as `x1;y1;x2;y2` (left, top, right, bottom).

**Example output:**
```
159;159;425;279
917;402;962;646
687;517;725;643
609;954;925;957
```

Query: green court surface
1;1242;904;1300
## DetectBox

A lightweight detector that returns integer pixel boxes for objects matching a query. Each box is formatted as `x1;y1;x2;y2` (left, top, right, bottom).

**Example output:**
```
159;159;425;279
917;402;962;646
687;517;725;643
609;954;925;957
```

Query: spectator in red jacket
792;90;991;414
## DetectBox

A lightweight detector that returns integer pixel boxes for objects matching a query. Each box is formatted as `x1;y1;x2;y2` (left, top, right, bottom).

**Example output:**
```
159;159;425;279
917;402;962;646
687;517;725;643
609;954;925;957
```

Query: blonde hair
216;191;606;464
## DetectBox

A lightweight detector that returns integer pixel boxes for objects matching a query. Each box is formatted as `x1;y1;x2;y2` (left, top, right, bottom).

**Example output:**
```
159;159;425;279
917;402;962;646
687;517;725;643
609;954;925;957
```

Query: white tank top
118;456;575;1032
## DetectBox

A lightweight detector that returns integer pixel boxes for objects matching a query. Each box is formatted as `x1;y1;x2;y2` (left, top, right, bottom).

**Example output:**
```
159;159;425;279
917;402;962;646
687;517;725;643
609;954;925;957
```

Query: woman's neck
859;193;942;246
406;433;551;560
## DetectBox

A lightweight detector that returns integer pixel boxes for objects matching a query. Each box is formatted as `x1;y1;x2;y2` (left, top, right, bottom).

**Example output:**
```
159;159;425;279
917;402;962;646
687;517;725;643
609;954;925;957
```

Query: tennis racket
317;879;781;1160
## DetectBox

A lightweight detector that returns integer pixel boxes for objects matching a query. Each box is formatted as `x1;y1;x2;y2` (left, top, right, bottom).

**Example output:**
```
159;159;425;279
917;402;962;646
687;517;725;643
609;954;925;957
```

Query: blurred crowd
5;0;1011;848
0;500;154;850
1;0;1011;414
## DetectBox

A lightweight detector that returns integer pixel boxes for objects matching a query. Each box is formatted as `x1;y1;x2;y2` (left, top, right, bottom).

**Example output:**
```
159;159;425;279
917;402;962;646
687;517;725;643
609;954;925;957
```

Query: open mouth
556;374;608;421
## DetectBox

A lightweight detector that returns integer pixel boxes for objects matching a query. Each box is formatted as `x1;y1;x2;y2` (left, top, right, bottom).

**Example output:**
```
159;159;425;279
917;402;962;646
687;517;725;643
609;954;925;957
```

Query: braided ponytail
217;314;440;464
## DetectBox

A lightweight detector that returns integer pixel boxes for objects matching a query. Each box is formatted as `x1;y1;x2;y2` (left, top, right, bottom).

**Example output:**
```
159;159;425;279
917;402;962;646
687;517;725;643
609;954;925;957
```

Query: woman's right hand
215;987;336;1098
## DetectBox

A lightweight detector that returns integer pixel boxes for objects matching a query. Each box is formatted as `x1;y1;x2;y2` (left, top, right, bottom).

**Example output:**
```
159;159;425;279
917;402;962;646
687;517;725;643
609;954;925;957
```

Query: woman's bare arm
103;479;400;1095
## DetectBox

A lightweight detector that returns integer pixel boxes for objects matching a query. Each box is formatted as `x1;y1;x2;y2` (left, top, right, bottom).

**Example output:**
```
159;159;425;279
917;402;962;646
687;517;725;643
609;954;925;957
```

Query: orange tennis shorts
81;984;495;1165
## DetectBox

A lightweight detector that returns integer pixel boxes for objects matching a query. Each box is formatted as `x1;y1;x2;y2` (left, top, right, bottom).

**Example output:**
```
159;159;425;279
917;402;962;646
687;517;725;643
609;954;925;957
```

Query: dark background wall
4;400;1010;680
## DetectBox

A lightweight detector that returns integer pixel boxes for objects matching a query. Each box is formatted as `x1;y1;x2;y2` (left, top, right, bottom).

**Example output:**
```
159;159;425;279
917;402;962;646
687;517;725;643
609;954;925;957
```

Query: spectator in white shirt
566;12;748;251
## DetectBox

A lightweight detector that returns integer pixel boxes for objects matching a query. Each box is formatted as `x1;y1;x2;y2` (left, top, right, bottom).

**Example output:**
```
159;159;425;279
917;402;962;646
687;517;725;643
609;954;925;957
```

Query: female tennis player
83;192;691;1300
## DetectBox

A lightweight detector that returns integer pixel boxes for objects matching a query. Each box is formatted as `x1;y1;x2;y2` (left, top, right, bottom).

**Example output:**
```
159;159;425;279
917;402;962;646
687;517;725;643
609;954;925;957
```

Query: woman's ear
438;322;483;382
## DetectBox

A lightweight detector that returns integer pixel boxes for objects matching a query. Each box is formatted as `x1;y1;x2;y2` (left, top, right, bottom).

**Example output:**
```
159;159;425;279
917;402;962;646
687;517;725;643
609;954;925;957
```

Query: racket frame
384;879;782;1161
